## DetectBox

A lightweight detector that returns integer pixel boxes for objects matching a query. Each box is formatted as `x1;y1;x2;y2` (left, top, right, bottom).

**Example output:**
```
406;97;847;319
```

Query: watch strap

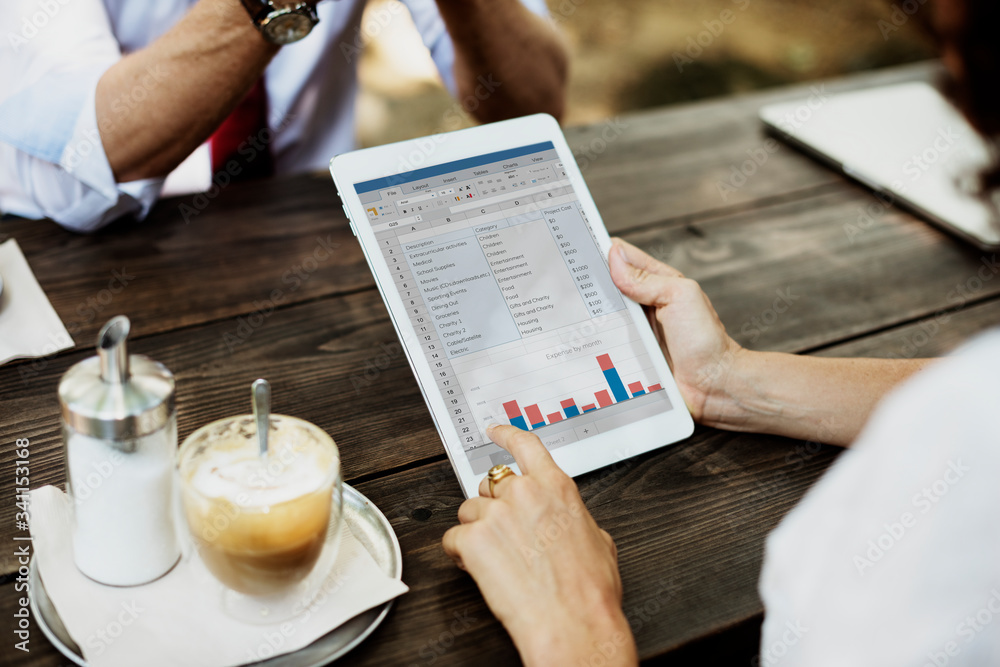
240;0;274;25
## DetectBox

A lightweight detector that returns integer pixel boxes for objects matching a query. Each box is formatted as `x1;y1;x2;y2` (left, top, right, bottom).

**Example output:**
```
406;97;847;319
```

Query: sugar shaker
59;315;180;586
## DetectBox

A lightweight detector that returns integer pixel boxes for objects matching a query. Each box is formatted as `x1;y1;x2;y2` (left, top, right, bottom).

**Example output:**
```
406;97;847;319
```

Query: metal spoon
252;378;271;458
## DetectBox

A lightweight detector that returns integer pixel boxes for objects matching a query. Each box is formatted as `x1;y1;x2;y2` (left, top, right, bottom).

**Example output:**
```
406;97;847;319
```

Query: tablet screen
354;142;674;474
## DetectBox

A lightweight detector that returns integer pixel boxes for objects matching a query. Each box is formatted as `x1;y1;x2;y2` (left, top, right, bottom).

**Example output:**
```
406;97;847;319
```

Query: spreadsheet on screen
355;142;673;473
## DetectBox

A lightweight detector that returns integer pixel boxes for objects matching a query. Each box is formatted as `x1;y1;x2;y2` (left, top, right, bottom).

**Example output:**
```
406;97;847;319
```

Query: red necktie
209;79;275;182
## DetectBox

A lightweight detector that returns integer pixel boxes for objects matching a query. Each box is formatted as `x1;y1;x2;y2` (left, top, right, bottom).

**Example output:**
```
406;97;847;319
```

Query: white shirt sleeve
401;0;551;96
758;329;1000;666
0;0;163;232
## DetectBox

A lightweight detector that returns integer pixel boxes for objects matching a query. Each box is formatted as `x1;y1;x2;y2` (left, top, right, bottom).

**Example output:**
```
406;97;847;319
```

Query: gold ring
488;464;516;496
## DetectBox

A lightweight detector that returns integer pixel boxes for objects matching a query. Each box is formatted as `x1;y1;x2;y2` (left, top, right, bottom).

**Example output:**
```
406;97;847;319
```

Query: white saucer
29;483;403;667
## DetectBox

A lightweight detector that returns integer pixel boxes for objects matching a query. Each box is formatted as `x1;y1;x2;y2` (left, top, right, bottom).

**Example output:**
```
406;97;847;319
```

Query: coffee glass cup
177;414;343;622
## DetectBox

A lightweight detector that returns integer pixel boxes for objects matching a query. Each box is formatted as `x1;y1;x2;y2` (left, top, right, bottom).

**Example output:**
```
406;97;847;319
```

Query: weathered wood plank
0;426;836;667
6;184;999;573
567;61;940;233
812;296;1000;359
0;172;363;347
621;188;1000;353
5;296;999;659
3;294;997;660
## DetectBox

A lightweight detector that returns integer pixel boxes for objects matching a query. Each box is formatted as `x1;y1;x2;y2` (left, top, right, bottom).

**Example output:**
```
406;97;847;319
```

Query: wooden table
3;61;997;665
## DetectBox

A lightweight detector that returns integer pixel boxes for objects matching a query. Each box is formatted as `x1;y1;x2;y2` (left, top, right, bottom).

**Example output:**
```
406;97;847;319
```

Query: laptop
759;82;1000;249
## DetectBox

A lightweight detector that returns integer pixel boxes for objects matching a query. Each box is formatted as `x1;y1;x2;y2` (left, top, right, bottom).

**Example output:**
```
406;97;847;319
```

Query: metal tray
30;483;402;667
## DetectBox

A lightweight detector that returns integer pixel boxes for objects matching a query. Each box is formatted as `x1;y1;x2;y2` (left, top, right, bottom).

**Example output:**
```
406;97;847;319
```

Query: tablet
330;114;693;497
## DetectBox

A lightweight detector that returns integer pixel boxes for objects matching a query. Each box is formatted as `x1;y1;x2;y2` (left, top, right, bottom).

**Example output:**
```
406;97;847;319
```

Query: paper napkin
0;239;73;365
30;486;409;667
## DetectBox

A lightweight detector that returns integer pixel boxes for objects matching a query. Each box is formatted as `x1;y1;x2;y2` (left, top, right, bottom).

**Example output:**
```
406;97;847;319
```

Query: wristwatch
240;0;319;45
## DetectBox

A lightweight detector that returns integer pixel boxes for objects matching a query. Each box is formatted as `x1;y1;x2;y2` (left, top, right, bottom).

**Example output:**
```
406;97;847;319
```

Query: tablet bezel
331;113;694;497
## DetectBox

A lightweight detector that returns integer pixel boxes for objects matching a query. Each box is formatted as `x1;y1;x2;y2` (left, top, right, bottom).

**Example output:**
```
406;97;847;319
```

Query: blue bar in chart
597;353;629;403
496;353;660;432
503;400;529;431
560;399;580;418
524;404;547;429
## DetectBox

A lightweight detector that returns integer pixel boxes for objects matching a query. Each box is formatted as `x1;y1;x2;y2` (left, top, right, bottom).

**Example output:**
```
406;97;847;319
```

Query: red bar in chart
595;390;613;408
597;354;630;402
503;400;529;431
497;353;662;431
524;404;546;429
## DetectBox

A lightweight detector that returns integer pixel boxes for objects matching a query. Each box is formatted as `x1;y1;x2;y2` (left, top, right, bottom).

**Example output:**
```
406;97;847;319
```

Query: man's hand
433;0;568;122
443;424;638;667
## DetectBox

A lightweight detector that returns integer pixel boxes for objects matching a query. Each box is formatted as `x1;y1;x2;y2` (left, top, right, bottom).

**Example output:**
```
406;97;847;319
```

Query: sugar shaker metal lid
58;316;175;440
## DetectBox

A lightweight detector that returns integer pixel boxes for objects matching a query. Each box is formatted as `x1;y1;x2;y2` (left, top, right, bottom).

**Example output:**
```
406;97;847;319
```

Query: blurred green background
356;0;934;147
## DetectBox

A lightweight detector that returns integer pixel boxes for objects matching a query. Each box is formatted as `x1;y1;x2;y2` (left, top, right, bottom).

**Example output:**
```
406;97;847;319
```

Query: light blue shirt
0;0;548;232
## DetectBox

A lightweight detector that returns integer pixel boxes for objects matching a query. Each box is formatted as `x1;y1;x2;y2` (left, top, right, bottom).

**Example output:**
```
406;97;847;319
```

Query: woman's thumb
609;242;675;307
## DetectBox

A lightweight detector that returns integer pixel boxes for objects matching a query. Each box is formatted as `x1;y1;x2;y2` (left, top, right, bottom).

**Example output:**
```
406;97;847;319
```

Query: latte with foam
178;415;340;596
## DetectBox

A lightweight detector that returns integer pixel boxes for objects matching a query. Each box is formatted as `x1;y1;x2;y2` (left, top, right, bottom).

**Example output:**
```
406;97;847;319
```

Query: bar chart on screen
498;352;666;432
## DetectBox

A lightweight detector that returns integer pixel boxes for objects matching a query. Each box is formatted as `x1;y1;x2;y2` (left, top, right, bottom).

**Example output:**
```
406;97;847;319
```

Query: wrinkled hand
443;425;637;667
608;238;743;425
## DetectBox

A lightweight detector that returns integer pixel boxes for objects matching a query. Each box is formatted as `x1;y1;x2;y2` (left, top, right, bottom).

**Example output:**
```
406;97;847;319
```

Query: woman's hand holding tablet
607;238;744;426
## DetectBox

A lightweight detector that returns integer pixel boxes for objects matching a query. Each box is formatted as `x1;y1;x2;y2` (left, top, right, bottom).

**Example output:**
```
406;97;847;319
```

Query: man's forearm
97;0;278;182
434;0;567;122
704;351;931;446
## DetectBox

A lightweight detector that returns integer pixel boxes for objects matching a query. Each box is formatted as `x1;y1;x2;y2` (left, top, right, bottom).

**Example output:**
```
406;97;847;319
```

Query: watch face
263;11;316;45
